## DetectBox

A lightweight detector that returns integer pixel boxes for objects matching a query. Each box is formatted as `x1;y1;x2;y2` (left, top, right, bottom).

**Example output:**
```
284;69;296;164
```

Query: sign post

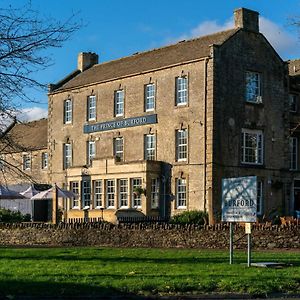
222;176;257;266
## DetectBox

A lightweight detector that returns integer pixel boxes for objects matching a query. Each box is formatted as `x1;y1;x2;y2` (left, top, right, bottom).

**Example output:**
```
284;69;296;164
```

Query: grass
0;247;299;298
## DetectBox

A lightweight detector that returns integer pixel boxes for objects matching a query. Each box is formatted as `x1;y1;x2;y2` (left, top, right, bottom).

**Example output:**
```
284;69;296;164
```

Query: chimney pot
234;8;259;33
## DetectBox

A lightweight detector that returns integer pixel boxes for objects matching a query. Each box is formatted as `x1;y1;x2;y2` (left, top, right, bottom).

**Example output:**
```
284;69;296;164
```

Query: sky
3;0;300;122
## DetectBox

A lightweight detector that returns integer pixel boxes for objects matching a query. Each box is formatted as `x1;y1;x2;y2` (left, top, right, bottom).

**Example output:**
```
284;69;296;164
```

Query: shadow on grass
0;279;148;299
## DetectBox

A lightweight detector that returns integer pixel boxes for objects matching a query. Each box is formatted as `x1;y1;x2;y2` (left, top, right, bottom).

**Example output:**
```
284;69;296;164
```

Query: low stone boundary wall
0;222;299;249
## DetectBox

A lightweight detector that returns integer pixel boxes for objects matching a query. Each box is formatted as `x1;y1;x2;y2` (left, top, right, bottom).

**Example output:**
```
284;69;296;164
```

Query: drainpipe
203;57;209;213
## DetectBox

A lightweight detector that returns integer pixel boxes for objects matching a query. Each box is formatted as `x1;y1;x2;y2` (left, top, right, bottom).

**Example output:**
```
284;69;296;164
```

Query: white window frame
131;178;142;208
176;178;187;209
23;153;31;170
70;181;80;209
82;180;91;208
145;83;155;111
144;134;156;160
176;129;188;162
64;99;72;124
241;129;263;165
93;180;103;208
176;76;188;106
63;143;72;169
290;137;298;171
87;95;96;121
41;152;48;169
257;180;263;215
114;137;123;161
289;94;298;113
106;179;115;208
245;71;262;103
118;179;128;208
114;90;124;117
151;178;159;209
87;141;96;165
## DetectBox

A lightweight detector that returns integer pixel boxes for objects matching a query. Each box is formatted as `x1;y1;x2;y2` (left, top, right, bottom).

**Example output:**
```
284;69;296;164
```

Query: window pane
145;84;155;111
64;143;72;169
115;90;124;116
64;99;72;123
245;72;261;103
176;77;188;105
132;178;142;208
88;95;96;120
176;129;187;161
176;178;187;208
106;179;115;208
70;181;80;208
119;179;128;208
241;130;263;164
290;137;298;170
94;180;103;208
151;178;159;209
145;134;156;160
114;137;123;161
82;180;91;207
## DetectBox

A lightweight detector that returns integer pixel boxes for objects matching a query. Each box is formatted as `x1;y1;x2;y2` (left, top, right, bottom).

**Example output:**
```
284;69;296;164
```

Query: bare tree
0;4;81;186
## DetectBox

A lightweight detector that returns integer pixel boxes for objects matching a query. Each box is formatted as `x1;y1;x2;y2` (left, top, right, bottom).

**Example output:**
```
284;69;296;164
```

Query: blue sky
3;0;300;121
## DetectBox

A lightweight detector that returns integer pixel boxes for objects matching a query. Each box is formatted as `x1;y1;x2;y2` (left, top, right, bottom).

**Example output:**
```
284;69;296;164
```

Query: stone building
0;118;49;186
47;7;298;223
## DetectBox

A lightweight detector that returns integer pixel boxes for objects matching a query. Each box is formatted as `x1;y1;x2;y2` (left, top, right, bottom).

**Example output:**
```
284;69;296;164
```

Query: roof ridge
90;28;238;69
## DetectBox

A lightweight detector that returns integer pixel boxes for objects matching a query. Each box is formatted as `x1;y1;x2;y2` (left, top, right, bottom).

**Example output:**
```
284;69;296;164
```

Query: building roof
54;28;239;92
2;118;48;153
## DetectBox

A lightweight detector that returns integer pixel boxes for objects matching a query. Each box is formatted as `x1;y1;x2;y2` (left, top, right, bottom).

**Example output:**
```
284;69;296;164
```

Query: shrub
170;210;208;225
0;208;31;223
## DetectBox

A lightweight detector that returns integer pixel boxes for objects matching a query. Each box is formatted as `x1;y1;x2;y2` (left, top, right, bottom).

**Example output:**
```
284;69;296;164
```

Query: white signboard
222;176;257;223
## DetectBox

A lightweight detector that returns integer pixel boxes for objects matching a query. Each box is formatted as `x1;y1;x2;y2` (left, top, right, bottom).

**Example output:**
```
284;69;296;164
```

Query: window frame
175;76;188;106
114;137;124;161
290;137;298;171
245;71;262;104
145;83;155;112
41;152;48;169
144;134;156;160
70;181;80;209
289;94;298;113
176;129;188;162
87;141;96;165
131;178;142;208
87;95;96;121
150;178;159;209
118;179;128;208
93;180;103;208
106;179;115;208
241;129;264;165
114;90;124;117
176;178;187;209
63;143;72;169
82;180;91;208
63;99;72;124
22;153;31;171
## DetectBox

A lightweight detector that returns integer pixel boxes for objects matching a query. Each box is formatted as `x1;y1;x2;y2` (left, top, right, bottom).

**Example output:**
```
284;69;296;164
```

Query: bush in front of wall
170;210;208;225
0;208;31;223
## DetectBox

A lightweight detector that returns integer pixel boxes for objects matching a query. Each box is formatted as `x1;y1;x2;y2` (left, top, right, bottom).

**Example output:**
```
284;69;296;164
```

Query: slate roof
54;28;239;92
2;118;48;153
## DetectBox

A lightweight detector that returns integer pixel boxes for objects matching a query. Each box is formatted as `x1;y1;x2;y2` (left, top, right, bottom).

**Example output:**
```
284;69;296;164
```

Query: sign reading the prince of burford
83;114;157;134
222;176;257;223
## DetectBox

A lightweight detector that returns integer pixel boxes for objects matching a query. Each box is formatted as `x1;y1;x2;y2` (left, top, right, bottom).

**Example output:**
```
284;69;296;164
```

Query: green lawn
0;247;299;298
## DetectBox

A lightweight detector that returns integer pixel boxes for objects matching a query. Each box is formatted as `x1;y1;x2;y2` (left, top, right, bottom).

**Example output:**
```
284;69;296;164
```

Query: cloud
17;107;48;122
169;16;299;59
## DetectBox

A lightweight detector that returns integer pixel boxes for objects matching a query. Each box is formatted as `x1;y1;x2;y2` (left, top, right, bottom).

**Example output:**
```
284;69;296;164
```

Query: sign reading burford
83;114;157;134
222;176;257;223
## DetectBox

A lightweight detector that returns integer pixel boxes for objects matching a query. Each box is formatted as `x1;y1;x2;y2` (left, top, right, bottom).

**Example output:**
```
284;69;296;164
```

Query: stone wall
0;223;299;249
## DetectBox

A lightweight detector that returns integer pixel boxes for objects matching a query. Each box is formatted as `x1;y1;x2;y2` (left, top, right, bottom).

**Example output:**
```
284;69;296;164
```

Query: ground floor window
132;178;142;208
93;180;103;208
82;180;91;208
151;178;159;209
70;181;80;208
118;179;128;208
106;179;115;208
176;178;187;208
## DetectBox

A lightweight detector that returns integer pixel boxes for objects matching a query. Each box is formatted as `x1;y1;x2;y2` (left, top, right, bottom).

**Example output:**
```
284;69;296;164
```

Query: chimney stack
77;52;99;72
234;8;259;33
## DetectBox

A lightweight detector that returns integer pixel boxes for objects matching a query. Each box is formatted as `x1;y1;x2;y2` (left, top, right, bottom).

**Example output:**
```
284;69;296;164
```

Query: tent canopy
31;186;78;200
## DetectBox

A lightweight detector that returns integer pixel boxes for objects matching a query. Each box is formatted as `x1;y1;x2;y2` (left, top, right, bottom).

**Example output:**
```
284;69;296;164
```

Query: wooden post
52;184;58;224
